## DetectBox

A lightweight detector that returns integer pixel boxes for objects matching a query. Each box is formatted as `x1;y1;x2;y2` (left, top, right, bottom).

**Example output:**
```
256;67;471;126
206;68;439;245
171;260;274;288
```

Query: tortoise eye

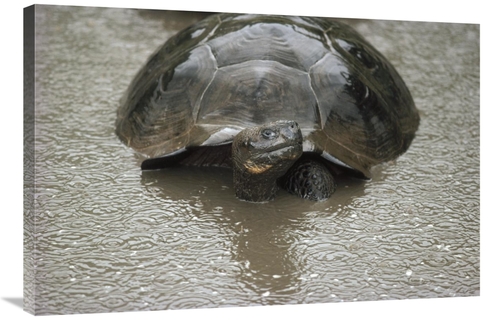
261;128;277;140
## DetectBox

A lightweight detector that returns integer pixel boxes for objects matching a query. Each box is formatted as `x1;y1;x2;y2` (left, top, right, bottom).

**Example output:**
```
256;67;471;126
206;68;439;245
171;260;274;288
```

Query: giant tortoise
116;13;420;202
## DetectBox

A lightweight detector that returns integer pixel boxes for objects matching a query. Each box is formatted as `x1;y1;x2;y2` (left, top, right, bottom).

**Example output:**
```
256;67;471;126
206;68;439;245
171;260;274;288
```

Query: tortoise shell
116;13;420;177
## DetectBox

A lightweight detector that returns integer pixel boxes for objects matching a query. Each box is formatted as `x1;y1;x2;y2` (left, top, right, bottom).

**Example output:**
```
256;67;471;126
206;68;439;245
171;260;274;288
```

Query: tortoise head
232;120;303;202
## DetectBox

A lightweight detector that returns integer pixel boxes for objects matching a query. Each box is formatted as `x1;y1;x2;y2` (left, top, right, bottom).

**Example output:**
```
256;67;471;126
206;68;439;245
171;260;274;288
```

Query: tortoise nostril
280;122;302;141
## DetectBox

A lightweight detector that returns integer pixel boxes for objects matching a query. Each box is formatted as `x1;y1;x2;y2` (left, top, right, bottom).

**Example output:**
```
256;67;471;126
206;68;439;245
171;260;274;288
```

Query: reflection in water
141;166;366;305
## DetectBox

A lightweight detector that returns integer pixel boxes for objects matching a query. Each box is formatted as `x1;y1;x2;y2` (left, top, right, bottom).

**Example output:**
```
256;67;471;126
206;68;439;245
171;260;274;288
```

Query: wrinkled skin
232;121;303;202
279;158;337;201
231;120;337;202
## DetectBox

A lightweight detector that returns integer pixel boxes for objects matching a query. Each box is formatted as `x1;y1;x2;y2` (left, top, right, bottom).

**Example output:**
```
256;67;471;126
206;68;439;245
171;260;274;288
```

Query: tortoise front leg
279;158;336;201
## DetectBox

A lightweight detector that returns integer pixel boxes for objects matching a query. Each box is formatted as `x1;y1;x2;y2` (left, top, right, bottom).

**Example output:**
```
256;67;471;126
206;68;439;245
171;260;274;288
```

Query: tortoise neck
232;164;280;203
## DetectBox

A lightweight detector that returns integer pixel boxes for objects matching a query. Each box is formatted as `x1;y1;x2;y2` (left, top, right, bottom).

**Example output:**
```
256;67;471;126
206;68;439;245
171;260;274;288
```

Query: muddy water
25;5;479;315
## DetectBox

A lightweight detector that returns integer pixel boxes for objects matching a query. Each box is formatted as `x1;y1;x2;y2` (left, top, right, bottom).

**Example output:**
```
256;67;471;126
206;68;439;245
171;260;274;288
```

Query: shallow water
24;5;479;315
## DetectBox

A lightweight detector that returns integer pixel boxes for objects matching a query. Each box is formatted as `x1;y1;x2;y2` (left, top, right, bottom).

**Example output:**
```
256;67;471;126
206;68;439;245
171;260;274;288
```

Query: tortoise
116;13;420;202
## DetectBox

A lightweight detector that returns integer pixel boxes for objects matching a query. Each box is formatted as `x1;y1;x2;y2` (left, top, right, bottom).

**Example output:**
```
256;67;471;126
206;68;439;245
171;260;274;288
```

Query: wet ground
24;5;479;315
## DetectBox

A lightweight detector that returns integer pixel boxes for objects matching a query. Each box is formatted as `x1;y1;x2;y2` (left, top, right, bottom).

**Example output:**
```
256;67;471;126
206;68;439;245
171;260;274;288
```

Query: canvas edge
23;4;36;315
